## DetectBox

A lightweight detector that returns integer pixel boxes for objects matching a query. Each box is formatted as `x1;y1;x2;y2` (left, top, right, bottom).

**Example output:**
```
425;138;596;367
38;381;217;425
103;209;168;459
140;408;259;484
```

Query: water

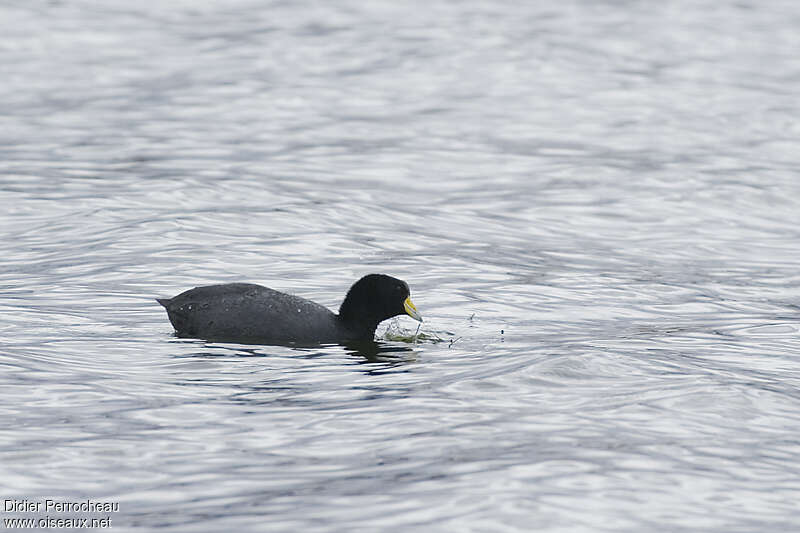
2;0;800;531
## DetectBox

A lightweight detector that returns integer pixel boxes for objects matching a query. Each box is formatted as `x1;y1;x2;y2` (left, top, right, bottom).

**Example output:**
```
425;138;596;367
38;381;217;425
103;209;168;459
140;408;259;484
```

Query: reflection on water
170;338;418;365
343;341;416;365
2;0;800;531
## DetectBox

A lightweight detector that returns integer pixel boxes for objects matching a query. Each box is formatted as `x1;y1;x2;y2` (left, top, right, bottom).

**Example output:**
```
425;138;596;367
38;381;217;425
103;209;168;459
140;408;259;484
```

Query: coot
157;274;422;343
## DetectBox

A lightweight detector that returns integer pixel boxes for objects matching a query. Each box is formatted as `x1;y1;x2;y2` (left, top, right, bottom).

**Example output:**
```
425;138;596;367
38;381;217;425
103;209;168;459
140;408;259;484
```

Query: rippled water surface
2;1;800;531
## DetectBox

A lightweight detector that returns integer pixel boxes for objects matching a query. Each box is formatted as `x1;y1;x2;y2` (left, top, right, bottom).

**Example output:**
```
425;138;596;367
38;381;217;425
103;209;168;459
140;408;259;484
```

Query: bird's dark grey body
156;275;422;344
158;283;344;342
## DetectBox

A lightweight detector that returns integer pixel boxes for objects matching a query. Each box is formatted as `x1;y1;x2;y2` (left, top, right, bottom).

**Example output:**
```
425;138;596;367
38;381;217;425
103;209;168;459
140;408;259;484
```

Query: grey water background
2;0;800;531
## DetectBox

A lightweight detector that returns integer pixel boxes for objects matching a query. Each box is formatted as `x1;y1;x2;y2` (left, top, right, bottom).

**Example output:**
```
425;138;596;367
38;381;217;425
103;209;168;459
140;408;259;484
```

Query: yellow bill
403;296;423;322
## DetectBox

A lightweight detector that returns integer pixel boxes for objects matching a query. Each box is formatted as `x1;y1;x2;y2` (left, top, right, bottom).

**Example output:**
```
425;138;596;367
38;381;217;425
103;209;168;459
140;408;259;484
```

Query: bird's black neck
336;314;379;341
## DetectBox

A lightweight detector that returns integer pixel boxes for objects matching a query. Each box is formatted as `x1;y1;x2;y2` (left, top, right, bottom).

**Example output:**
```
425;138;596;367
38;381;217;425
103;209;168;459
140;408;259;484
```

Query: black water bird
157;274;422;343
